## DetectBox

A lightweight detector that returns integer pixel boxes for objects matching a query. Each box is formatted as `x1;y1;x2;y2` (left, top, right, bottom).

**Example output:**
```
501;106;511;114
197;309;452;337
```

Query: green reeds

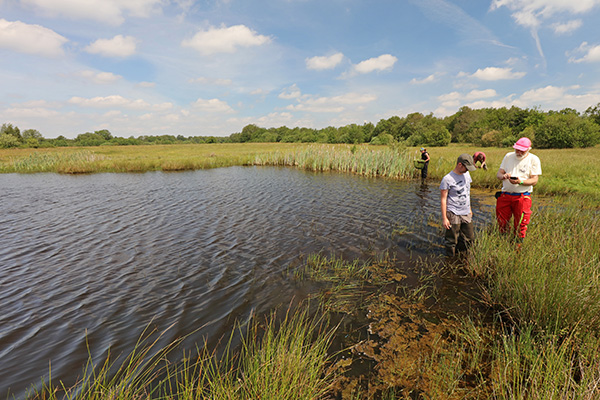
253;144;416;179
25;306;336;400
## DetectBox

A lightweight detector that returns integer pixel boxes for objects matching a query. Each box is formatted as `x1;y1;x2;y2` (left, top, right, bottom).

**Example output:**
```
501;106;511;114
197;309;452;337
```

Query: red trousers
496;193;532;238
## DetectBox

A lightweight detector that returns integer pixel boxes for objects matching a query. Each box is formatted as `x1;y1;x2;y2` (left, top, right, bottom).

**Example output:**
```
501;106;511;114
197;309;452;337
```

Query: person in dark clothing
420;147;430;182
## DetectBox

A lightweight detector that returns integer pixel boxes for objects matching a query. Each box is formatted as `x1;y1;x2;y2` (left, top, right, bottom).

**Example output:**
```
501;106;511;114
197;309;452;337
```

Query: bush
370;133;395;145
0;133;21;148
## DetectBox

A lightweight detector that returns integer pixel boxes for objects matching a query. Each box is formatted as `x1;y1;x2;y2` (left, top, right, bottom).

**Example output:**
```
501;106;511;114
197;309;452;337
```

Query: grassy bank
0;143;307;174
3;142;599;201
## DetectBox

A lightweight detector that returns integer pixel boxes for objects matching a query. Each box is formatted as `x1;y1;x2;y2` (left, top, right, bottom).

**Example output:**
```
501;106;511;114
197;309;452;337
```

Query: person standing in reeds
495;137;542;242
420;147;430;182
440;154;477;257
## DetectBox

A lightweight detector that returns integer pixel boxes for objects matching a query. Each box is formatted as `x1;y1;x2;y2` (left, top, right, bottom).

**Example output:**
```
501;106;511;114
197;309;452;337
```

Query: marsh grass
466;201;600;334
253;144;415;179
26;306;335;400
2;143;600;201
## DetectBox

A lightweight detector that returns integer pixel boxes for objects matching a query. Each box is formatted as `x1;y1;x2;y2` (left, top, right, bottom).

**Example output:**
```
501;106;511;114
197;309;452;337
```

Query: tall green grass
26;306;336;400
466;200;600;334
253;144;416;179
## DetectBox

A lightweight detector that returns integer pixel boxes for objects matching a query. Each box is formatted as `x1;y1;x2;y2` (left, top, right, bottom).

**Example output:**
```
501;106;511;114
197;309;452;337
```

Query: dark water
0;167;493;397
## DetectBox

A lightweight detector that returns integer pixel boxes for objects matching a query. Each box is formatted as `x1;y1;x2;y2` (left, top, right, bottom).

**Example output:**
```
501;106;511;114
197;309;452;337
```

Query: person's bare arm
440;189;450;229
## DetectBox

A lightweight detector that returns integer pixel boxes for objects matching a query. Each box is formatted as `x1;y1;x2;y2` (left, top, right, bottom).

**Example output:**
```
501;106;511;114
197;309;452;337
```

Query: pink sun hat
513;137;532;151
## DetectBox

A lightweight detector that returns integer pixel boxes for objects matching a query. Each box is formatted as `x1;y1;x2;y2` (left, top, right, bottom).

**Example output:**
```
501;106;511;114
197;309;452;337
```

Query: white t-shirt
500;151;542;193
440;171;472;215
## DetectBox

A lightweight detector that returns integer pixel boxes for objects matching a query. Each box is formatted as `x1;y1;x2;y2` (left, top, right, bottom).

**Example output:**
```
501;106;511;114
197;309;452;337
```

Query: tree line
3;104;600;150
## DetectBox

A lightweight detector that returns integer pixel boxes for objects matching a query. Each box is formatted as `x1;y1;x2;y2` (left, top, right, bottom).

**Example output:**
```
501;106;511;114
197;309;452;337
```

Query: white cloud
279;84;302;100
182;24;270;55
69;95;172;111
519;85;572;102
229;112;294;128
490;0;600;28
490;1;600;67
353;54;397;74
84;35;138;57
568;42;600;63
552;19;582;35
471;67;526;80
5;106;61;118
306;52;344;70
137;81;156;88
0;19;67;57
189;77;233;86
410;73;441;84
287;92;377;113
77;70;122;84
437;92;462;103
437;89;498;107
465;89;498;100
192;98;235;113
21;0;165;25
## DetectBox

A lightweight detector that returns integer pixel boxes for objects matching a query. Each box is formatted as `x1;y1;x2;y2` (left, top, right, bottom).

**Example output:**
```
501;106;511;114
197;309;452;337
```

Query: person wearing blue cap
420;147;430;182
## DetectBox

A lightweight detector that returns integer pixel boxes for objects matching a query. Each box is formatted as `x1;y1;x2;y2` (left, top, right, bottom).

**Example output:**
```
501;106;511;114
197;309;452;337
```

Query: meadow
4;142;600;399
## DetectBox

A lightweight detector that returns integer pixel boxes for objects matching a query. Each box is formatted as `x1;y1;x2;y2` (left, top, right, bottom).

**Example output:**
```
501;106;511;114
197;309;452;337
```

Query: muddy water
0;167;494;397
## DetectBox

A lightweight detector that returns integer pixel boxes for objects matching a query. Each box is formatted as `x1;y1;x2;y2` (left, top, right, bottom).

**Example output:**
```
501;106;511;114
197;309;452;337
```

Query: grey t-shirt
439;171;472;215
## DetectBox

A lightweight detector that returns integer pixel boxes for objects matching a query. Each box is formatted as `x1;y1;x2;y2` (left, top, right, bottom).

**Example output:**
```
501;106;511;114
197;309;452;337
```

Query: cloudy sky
1;0;600;139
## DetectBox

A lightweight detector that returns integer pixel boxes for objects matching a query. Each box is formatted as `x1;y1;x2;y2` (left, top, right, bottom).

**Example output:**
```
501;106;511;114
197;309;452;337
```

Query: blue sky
1;0;600;139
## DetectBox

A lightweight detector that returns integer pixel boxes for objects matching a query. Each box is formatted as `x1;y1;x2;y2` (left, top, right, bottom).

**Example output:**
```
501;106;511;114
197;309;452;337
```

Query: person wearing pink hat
495;137;542;242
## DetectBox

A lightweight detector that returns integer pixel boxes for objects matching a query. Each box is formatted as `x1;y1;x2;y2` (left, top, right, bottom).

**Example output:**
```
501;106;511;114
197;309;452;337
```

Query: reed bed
253;144;416;179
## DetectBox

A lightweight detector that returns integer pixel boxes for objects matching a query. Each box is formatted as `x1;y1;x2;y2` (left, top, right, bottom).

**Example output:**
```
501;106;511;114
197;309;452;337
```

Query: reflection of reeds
27;306;335;400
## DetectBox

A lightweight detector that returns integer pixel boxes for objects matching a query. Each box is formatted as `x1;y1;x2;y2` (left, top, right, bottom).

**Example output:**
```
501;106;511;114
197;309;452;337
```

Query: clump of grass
489;328;600;399
24;306;336;400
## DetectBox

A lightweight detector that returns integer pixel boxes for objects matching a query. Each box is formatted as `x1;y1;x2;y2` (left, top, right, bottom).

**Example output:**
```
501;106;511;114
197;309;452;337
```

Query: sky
1;0;600;139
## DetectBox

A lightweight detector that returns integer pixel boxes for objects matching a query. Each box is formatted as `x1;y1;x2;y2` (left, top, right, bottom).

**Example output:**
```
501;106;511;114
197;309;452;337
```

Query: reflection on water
0;167;493;397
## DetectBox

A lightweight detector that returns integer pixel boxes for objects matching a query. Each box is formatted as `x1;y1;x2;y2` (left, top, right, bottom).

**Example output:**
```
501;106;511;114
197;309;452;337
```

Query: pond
0;166;494;397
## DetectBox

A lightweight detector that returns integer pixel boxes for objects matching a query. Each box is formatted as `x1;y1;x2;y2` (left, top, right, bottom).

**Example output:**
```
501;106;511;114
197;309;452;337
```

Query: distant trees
3;103;600;150
535;112;600;148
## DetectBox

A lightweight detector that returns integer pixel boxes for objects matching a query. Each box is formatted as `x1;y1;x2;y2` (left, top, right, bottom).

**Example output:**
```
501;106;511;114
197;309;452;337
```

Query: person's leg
496;194;513;234
514;195;532;238
458;221;475;252
444;212;460;256
421;163;428;180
